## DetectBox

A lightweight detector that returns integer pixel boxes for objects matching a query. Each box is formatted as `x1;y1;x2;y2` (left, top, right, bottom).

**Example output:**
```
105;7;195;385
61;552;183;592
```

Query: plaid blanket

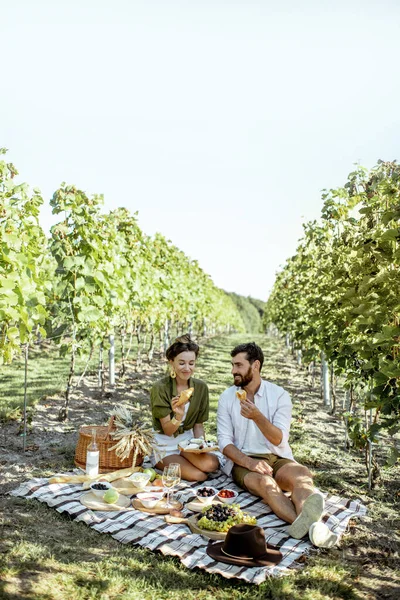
10;470;366;585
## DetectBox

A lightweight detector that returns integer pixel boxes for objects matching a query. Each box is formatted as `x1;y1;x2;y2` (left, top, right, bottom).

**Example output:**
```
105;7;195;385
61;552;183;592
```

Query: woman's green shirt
150;376;209;437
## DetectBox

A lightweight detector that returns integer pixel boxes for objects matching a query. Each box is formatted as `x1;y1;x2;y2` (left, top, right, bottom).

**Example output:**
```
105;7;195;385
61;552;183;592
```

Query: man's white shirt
217;379;295;475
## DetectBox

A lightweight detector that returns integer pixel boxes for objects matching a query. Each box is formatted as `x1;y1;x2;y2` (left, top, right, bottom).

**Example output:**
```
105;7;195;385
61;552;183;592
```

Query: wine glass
168;463;181;507
162;466;175;508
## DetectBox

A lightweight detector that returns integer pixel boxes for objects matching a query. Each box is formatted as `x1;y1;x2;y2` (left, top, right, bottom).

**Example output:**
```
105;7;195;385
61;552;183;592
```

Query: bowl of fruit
217;488;238;504
195;486;217;505
89;481;113;497
197;503;257;533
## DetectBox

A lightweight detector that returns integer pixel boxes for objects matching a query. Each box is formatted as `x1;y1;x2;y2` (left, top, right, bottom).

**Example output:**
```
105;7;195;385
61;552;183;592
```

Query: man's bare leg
275;463;324;539
275;463;315;514
243;472;297;523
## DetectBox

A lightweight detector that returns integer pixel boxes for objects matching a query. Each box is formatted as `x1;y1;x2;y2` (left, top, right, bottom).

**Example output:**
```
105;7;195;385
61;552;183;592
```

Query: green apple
142;467;157;482
103;488;119;504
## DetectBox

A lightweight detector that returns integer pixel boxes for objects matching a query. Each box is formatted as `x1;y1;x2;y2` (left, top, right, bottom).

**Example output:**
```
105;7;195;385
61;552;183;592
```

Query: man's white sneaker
309;522;338;548
287;492;325;539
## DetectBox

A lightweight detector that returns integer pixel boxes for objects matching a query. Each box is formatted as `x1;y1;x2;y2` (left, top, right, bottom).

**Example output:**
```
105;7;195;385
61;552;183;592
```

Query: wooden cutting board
80;491;132;511
185;499;219;512
164;514;226;540
109;478;150;496
132;498;183;515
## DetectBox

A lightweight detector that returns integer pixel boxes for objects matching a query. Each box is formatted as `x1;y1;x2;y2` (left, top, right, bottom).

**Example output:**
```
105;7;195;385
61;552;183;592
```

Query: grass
1;333;399;599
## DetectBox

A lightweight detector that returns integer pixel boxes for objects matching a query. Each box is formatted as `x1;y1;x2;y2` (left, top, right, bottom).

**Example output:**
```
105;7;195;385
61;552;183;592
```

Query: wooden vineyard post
136;323;142;372
109;333;115;387
23;343;29;451
147;323;155;363
98;343;104;391
330;364;336;414
367;438;373;490
343;390;350;450
312;360;316;388
120;331;126;377
367;382;377;490
163;319;169;355
321;352;330;408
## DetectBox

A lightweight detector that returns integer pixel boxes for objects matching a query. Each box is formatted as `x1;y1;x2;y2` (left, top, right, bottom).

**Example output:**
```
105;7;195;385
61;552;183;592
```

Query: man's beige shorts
232;453;294;491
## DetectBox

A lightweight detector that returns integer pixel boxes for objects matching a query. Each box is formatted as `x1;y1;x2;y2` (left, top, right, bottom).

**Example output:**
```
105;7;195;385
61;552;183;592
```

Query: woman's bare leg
181;451;219;474
155;454;207;482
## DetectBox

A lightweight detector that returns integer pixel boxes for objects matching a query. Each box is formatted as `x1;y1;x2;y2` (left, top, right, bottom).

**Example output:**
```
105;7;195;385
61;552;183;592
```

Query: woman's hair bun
166;334;199;360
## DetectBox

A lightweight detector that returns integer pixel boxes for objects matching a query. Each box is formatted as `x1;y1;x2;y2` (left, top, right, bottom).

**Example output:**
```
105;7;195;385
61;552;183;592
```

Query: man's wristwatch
171;416;182;426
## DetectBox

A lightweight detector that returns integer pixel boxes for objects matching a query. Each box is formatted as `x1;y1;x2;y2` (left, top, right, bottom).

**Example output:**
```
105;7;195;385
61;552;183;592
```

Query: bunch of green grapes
197;503;257;532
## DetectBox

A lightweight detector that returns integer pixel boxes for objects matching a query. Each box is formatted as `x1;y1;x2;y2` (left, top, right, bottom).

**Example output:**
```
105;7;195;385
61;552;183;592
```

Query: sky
1;0;400;300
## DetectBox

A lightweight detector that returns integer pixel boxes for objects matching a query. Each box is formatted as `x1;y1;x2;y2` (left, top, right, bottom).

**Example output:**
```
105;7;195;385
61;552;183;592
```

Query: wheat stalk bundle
107;405;161;466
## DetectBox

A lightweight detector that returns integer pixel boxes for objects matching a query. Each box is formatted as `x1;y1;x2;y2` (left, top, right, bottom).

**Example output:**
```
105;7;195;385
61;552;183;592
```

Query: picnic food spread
70;464;255;536
197;504;257;532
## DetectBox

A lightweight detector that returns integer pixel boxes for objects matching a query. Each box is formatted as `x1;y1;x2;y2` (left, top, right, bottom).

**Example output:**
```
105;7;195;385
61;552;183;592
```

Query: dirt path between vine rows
1;334;399;600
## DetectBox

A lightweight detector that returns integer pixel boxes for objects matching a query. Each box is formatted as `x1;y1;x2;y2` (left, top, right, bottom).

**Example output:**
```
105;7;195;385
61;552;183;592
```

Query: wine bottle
86;428;99;476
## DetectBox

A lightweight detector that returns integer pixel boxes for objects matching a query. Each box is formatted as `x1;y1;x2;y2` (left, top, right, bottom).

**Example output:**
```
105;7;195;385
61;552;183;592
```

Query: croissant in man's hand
236;389;247;402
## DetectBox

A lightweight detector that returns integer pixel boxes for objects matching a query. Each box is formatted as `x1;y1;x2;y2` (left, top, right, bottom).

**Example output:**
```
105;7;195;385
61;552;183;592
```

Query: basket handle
105;416;115;440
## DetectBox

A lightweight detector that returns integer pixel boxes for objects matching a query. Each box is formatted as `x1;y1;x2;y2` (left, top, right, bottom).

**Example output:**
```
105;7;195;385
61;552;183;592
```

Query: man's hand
240;398;260;421
247;458;273;476
171;396;185;421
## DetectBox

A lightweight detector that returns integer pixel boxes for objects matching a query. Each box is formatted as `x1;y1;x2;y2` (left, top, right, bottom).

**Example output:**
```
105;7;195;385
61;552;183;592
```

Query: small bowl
136;491;164;508
194;486;217;505
129;472;151;490
217;488;239;504
89;481;113;497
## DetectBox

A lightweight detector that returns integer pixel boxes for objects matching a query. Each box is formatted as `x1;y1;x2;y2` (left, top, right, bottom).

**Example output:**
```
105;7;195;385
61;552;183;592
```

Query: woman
150;334;219;481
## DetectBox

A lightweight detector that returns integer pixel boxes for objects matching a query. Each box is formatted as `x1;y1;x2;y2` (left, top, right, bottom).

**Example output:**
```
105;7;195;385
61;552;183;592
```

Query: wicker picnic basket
74;416;144;473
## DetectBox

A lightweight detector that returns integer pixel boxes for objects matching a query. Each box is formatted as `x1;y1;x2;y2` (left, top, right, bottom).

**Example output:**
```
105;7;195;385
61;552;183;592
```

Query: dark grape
91;483;109;490
197;487;215;497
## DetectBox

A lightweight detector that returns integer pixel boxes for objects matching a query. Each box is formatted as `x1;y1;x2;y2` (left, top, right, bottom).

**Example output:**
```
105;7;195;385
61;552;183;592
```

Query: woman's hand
171;396;185;421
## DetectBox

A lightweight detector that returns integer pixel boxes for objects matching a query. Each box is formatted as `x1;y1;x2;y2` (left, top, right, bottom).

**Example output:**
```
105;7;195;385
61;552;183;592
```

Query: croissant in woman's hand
175;387;194;407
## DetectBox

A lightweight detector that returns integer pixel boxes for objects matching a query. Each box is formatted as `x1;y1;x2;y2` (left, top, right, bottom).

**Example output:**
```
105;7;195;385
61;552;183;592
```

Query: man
217;342;337;547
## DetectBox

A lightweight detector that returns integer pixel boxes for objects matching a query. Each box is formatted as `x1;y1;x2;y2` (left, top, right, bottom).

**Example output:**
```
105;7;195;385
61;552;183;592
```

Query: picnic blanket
10;470;367;585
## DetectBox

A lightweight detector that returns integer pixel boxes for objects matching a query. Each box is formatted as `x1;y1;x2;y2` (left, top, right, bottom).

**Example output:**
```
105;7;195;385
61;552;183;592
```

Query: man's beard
233;366;253;388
